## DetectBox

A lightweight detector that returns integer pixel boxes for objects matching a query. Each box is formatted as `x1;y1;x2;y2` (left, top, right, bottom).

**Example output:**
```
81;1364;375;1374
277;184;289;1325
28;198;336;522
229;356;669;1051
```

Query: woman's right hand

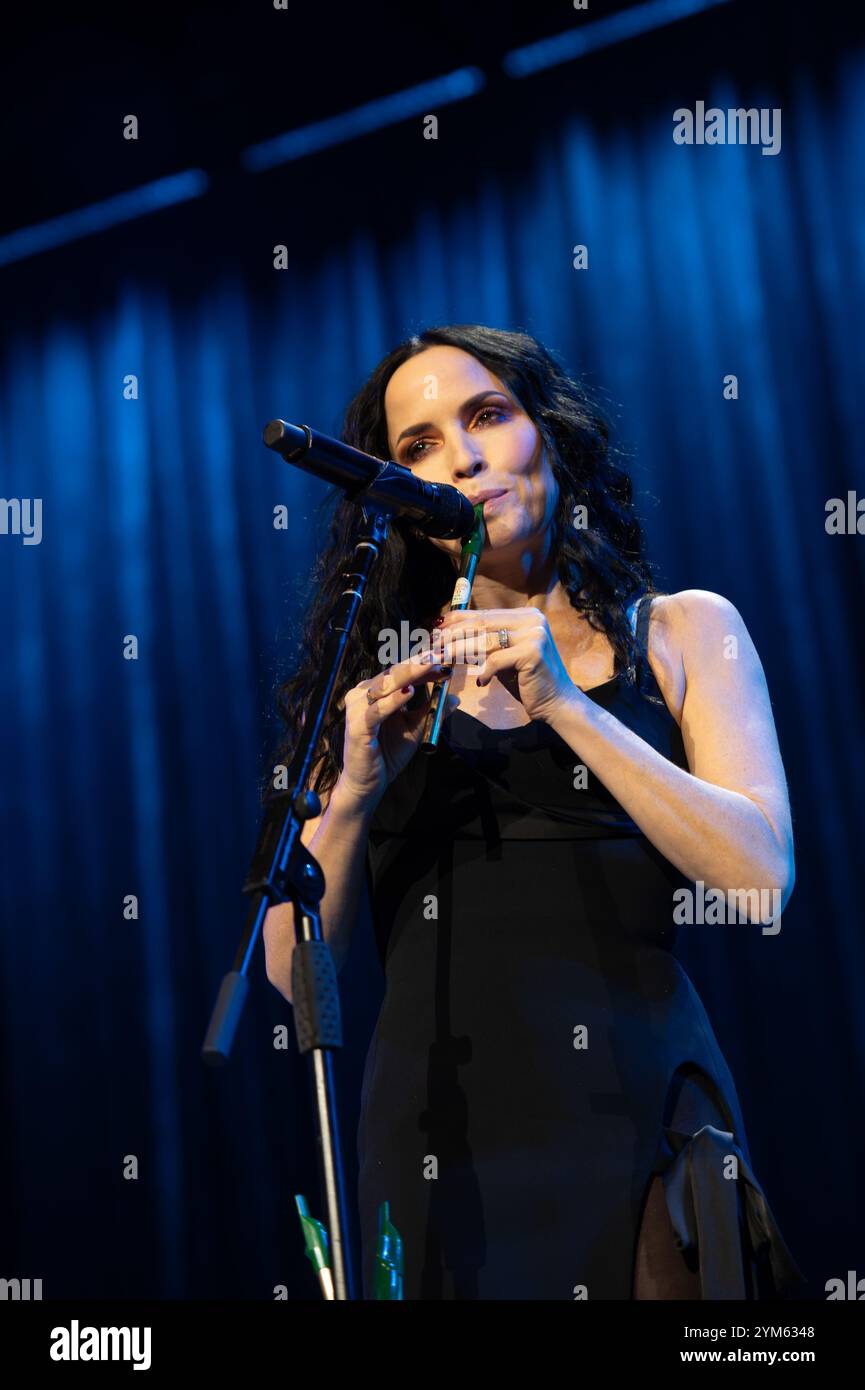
337;651;455;810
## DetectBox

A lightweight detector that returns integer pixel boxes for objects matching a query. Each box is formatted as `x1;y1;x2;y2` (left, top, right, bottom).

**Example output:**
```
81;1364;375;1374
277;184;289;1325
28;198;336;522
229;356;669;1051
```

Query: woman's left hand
438;607;578;725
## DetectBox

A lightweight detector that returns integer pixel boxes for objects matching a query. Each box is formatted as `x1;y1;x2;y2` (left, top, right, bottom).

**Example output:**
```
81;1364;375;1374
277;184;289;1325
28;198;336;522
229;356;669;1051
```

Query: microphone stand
201;492;397;1302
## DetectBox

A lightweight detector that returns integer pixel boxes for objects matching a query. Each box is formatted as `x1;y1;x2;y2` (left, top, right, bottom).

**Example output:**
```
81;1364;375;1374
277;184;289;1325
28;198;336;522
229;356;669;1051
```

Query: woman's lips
481;491;508;513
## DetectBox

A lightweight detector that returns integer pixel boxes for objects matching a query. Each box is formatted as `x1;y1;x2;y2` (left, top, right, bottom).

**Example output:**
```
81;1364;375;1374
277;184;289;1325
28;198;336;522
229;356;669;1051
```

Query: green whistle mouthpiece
462;501;486;558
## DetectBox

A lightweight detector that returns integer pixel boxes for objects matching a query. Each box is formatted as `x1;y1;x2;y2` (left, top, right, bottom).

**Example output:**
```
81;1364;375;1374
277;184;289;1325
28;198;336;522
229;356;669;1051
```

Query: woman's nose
448;439;487;479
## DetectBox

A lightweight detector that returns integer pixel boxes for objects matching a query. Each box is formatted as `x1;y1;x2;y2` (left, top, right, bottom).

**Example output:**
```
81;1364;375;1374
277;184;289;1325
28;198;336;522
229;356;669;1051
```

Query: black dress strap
633;591;664;702
635;591;653;653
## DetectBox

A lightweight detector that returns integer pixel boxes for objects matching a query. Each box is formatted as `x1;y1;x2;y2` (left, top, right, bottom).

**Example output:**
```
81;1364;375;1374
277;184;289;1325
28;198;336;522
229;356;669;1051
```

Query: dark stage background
1;0;863;1299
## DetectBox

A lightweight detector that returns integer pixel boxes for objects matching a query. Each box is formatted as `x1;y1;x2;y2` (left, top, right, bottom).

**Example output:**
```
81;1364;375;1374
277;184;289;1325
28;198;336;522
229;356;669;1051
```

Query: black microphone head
263;420;310;459
419;482;477;539
263;422;476;537
262;419;284;448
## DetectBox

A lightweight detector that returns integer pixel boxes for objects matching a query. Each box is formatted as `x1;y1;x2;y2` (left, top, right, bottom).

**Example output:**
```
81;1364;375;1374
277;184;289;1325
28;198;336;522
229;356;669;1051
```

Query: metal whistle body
419;503;486;753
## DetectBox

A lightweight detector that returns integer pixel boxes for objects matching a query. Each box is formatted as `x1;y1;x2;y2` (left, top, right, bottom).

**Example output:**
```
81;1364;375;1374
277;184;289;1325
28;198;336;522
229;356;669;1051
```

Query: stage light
502;0;733;77
0;169;209;268
241;67;486;171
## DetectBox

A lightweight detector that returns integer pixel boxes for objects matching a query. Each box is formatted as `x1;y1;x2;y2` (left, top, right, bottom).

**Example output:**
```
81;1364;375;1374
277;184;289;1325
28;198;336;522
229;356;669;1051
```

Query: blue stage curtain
1;20;863;1298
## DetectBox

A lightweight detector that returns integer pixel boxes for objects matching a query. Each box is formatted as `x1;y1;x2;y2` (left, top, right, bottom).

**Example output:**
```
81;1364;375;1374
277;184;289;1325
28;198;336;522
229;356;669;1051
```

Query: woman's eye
475;406;506;426
403;406;508;461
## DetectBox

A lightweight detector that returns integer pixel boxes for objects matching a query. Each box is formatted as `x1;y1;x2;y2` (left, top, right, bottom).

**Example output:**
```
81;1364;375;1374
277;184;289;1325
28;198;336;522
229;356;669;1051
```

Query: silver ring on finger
497;628;510;650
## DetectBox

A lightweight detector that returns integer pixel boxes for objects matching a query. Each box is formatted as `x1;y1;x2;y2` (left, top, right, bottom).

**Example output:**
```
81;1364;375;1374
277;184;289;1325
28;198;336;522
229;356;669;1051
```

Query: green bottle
295;1194;333;1300
373;1201;404;1300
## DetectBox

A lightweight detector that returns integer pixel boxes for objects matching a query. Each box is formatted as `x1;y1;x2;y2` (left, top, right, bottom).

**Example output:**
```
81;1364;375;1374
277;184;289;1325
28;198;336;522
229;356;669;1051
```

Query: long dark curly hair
264;324;662;805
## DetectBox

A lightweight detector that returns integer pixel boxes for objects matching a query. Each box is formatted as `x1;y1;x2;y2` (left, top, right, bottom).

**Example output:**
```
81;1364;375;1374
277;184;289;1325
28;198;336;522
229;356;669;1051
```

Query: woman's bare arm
546;589;795;919
263;774;376;1004
262;650;453;1002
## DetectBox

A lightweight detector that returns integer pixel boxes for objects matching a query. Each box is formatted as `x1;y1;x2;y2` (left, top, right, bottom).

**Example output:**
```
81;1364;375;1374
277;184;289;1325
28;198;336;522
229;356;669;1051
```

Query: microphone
263;419;476;539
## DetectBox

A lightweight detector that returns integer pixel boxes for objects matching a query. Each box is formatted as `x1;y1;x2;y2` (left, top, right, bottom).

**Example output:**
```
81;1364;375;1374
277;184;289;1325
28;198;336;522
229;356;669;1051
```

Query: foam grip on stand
291;939;343;1052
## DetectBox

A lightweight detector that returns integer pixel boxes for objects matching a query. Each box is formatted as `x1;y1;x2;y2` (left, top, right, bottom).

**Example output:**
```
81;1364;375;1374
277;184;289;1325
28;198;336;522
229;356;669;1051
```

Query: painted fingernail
476;677;485;686
402;685;412;693
433;616;444;626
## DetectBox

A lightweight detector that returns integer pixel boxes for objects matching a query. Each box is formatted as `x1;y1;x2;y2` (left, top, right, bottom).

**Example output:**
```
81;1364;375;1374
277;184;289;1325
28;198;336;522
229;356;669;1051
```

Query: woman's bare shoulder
651;589;762;711
639;589;744;723
655;588;750;656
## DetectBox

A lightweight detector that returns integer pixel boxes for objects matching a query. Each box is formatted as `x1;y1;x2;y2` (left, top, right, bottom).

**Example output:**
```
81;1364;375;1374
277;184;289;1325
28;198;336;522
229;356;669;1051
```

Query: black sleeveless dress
357;594;803;1300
